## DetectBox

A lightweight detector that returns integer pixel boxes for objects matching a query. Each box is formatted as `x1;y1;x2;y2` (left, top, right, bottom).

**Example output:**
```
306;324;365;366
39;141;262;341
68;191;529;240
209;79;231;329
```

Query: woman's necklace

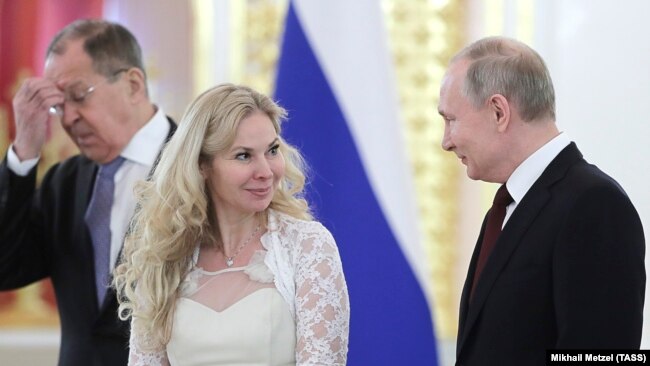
224;224;261;267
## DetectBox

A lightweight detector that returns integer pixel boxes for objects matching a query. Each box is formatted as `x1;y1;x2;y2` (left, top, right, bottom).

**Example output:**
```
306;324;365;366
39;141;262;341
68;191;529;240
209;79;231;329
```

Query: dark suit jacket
456;143;645;366
0;117;176;366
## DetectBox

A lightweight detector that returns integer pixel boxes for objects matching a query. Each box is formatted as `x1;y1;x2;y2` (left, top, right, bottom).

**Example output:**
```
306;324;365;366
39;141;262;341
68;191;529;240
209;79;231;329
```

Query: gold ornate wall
0;107;7;155
230;0;466;340
240;0;288;95
383;0;465;340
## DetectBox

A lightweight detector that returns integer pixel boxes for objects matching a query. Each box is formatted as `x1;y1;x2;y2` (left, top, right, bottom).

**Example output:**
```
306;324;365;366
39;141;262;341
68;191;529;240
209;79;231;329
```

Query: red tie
471;184;513;297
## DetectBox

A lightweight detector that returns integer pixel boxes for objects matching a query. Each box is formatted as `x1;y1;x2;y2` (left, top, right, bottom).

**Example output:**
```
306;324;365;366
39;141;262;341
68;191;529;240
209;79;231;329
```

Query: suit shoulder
550;161;643;228
42;155;93;183
561;160;629;199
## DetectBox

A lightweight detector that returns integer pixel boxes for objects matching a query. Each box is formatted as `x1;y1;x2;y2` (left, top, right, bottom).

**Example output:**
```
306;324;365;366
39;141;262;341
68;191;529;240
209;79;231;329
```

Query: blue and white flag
274;1;439;365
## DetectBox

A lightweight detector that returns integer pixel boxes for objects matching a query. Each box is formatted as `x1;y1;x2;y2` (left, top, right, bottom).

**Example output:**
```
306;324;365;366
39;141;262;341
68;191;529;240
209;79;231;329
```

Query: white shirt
503;132;571;226
129;208;350;366
7;107;171;269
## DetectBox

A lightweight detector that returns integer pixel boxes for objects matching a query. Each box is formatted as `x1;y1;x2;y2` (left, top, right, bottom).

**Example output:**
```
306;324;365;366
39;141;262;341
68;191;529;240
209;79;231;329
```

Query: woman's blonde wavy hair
113;83;311;350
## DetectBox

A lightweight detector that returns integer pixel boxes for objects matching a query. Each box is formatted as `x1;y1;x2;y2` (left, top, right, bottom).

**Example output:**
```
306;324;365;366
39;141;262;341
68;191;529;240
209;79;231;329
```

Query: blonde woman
114;84;349;365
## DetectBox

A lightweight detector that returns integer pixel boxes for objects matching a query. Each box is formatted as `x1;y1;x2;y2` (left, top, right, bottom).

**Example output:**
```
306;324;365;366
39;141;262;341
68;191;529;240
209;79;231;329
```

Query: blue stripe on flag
274;3;438;365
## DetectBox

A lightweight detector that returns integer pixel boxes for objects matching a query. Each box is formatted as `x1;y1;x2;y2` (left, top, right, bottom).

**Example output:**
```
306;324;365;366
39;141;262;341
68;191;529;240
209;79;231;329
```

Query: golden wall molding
239;0;288;94
383;0;465;340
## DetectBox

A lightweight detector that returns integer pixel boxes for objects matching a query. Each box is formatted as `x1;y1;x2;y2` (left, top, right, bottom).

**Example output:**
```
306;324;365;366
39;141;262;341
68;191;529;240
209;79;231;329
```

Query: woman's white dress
128;209;349;366
167;253;296;365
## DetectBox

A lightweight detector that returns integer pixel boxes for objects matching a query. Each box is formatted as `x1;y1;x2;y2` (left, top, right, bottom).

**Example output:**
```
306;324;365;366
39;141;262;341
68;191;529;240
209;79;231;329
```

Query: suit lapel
458;216;486;336
73;157;97;261
457;188;552;353
457;143;584;355
71;157;102;313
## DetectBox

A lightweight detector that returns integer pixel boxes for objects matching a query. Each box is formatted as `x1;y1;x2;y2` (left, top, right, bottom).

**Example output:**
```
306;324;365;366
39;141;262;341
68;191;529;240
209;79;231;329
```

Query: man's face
44;39;134;164
438;60;503;182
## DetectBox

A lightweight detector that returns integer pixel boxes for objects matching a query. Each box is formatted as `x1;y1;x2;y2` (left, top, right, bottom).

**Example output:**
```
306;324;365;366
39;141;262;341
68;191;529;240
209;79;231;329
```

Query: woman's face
202;111;285;219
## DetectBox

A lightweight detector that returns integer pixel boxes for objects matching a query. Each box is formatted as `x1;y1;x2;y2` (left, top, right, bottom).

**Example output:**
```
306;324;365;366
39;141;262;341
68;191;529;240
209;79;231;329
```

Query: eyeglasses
48;68;129;116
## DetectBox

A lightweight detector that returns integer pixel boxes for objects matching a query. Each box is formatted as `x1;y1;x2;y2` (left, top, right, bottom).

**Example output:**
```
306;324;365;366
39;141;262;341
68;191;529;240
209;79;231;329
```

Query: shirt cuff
6;145;40;176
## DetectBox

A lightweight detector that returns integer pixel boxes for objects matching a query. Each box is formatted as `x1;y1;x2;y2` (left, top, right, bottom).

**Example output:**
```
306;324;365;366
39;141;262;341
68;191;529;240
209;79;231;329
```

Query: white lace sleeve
128;321;170;366
294;222;350;365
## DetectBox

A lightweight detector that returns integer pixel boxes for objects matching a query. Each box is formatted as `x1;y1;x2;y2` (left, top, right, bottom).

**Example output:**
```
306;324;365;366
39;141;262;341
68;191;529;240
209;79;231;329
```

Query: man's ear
489;94;510;132
125;67;147;101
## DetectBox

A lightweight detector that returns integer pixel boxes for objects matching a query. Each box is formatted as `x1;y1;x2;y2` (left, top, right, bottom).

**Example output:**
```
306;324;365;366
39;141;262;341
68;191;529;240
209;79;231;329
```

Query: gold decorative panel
240;0;288;95
383;0;465;340
0;107;7;155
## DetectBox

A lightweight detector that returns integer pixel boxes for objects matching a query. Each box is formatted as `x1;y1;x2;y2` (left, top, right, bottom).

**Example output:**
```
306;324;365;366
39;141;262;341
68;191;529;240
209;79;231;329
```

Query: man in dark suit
0;20;176;365
438;36;645;366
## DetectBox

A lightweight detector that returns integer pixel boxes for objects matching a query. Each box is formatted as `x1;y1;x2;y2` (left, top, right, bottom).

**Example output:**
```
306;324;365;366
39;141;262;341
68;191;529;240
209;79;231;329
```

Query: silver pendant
226;258;234;267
